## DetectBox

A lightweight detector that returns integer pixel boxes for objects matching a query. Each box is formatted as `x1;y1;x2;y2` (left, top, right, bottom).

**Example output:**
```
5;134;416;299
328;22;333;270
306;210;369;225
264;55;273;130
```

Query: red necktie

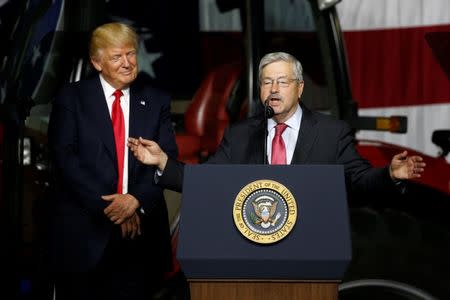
271;123;288;165
112;89;125;194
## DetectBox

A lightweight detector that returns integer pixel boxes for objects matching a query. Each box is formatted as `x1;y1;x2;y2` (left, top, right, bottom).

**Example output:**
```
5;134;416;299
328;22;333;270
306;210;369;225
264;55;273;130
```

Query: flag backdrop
337;0;450;161
198;0;449;160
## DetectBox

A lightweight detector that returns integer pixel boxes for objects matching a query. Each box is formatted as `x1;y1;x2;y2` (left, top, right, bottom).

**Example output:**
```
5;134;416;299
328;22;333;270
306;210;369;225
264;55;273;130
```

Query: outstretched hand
128;137;168;171
389;151;426;180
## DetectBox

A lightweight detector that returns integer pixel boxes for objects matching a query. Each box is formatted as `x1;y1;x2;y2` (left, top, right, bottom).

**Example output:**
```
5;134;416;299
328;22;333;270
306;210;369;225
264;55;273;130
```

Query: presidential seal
233;179;298;244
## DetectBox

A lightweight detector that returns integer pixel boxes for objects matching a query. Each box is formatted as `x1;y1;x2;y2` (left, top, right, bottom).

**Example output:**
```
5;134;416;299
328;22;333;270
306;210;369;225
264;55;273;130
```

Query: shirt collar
268;103;302;130
98;74;130;102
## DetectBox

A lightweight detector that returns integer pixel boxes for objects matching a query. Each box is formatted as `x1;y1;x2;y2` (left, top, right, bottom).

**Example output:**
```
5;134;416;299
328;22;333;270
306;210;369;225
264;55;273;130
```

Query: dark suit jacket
48;76;178;272
160;103;394;196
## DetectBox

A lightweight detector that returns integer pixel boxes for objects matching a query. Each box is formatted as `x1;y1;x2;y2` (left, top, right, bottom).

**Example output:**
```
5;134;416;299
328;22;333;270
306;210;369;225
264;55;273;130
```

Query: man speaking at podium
128;52;425;195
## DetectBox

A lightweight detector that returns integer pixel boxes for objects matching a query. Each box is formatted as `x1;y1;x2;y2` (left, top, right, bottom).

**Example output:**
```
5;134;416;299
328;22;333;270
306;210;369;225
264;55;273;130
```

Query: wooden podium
177;165;351;300
189;280;338;300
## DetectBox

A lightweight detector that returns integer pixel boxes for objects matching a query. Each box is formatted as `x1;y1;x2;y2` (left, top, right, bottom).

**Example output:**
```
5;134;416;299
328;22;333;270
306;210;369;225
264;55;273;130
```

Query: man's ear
297;80;304;99
90;57;102;72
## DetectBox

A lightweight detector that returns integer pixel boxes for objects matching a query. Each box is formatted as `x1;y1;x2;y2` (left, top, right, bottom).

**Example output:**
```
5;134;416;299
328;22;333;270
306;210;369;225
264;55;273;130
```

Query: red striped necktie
271;123;288;165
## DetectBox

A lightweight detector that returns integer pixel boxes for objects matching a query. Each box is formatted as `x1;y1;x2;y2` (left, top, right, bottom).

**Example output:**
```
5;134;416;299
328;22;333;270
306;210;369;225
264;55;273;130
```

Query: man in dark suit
128;52;425;195
47;22;178;299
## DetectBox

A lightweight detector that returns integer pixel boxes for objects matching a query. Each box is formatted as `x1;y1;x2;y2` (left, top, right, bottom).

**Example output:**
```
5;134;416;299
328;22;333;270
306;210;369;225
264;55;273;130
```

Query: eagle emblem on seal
251;196;282;228
233;179;298;244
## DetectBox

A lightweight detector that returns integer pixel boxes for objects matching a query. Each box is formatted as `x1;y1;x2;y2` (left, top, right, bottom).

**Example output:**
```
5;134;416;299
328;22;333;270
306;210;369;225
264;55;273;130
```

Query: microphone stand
263;100;274;164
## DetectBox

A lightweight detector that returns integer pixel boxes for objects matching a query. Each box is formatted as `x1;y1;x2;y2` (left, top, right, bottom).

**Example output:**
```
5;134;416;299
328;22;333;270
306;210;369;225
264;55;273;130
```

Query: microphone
263;99;274;164
265;100;274;119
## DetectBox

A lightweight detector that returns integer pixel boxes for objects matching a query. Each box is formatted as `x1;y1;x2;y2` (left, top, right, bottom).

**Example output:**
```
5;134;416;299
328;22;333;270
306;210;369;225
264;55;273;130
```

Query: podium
177;165;351;300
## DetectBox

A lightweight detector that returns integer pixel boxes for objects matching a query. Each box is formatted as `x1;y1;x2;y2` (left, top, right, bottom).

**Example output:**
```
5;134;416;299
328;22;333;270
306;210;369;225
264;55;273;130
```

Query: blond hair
89;22;139;60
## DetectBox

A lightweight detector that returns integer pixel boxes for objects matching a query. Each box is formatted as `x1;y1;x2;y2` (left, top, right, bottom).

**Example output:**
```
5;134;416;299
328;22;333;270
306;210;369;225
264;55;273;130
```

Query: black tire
340;279;438;300
342;183;450;299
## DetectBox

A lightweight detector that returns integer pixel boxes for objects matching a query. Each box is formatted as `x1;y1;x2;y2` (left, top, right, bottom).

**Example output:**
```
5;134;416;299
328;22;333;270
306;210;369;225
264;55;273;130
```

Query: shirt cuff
154;169;163;184
139;207;146;215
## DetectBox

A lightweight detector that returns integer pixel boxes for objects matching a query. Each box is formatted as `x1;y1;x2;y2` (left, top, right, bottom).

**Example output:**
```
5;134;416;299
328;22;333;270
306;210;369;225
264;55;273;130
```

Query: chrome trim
339;279;438;300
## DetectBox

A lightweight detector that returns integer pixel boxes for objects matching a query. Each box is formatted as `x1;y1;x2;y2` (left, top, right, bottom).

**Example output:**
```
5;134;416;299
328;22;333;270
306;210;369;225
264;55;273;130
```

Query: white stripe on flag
337;0;450;30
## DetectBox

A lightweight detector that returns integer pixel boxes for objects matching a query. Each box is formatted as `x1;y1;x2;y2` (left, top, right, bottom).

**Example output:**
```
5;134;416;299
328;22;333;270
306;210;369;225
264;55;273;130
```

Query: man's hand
389;151;426;180
120;212;141;239
128;137;168;171
102;193;140;224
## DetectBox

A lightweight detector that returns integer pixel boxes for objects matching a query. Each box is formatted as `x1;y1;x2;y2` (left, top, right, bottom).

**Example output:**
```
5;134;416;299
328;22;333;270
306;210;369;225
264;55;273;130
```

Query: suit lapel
249;119;266;164
291;104;318;164
85;77;117;164
128;84;148;175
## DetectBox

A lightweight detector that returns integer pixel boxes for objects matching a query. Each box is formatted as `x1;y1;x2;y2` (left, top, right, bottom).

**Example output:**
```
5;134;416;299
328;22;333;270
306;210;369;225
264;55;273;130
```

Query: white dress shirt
99;75;130;194
267;103;302;164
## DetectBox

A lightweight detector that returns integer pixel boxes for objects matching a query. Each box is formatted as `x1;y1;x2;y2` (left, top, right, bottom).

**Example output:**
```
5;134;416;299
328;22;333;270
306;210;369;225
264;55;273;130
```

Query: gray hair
258;52;303;82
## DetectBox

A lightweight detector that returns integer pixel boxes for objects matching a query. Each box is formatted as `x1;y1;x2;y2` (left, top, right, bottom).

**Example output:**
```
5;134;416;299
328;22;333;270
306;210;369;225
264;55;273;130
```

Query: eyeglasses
261;78;299;88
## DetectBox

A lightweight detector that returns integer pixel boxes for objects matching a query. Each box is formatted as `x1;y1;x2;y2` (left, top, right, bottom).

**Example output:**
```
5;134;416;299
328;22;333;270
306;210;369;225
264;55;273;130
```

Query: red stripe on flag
344;24;450;108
